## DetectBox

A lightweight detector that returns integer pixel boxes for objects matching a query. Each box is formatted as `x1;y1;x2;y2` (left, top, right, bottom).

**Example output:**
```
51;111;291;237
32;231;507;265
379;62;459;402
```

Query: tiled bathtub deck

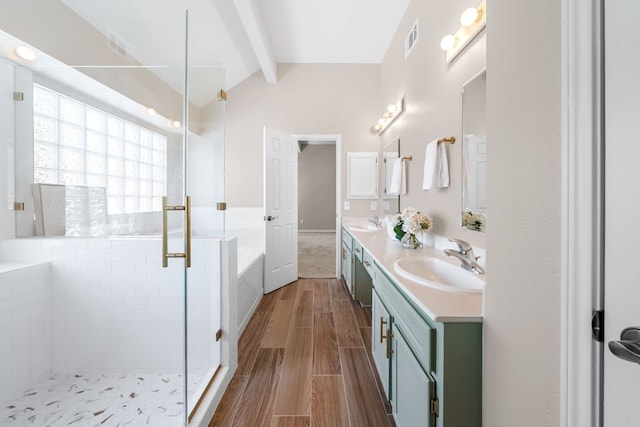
1;373;189;426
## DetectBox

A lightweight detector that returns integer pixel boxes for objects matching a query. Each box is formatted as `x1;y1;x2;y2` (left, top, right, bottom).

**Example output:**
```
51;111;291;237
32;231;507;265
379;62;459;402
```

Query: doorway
295;135;341;279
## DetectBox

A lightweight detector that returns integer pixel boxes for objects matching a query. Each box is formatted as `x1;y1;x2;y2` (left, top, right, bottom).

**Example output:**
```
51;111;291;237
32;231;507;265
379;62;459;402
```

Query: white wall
225;63;381;217
379;0;487;249
485;0;562;425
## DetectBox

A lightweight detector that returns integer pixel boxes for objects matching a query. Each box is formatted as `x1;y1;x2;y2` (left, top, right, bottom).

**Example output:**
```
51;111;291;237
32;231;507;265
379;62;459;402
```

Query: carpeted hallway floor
298;232;336;278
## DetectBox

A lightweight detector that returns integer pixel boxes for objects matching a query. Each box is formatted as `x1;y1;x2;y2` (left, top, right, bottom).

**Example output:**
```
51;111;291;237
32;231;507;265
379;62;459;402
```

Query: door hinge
592;310;604;342
430;397;440;417
13;92;24;101
215;329;222;342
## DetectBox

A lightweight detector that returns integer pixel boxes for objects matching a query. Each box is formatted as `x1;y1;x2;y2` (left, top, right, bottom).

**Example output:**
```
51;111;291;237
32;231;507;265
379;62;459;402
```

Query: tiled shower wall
0;237;221;398
0;263;50;404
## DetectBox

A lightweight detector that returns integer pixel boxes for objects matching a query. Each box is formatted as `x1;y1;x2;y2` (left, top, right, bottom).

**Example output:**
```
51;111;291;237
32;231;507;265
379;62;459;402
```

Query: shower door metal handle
609;327;640;365
162;196;192;268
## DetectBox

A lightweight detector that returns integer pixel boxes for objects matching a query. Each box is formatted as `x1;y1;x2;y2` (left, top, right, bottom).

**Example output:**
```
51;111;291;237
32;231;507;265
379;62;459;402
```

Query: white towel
422;139;439;190
388;158;406;195
438;140;450;188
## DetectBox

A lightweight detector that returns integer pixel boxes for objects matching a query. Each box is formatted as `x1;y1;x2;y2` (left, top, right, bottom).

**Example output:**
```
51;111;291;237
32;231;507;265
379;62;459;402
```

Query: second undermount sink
393;256;485;294
348;224;378;232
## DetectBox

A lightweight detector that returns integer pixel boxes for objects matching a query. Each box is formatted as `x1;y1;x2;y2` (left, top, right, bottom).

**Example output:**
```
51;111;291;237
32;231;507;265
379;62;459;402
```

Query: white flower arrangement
392;207;433;241
462;209;486;232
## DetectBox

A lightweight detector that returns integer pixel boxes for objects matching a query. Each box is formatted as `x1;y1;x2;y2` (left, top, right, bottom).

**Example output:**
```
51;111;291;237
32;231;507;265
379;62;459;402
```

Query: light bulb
146;107;156;116
374;124;382;131
377;118;386;126
440;35;457;51
172;120;182;128
460;7;479;27
16;46;36;61
387;104;397;114
383;112;392;119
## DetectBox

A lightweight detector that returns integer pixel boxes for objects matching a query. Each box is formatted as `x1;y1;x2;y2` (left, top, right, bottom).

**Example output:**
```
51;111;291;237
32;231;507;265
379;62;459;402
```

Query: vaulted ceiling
60;0;411;90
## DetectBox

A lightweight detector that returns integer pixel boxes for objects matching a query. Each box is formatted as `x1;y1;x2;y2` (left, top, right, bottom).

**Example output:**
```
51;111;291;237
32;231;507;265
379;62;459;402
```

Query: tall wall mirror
383;137;401;213
461;70;487;232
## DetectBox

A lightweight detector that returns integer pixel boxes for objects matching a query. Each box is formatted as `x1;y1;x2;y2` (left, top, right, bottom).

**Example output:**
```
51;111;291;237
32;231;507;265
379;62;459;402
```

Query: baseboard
299;229;336;233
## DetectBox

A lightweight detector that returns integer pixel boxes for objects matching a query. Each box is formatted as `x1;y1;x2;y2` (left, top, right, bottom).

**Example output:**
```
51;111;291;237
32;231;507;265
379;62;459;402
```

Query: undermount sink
348;224;378;232
393;256;485;294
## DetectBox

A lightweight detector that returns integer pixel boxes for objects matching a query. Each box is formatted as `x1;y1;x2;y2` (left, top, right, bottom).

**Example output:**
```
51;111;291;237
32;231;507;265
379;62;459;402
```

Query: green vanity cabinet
341;227;372;306
371;263;482;427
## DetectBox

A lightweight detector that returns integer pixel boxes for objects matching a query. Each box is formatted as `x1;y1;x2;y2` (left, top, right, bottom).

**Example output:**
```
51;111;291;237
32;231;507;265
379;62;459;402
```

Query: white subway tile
87;239;112;250
134;262;159;274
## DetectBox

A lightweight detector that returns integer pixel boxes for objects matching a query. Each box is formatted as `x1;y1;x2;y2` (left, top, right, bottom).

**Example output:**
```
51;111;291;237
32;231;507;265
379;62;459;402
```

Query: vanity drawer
341;228;353;251
353;240;363;261
373;264;435;374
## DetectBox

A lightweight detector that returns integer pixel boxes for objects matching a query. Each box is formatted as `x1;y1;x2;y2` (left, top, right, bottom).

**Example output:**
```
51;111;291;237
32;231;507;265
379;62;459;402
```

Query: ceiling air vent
107;31;136;63
404;19;419;59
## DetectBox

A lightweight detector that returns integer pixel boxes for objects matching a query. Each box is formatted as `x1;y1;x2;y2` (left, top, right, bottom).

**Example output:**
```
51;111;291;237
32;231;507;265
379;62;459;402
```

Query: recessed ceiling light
16;46;36;61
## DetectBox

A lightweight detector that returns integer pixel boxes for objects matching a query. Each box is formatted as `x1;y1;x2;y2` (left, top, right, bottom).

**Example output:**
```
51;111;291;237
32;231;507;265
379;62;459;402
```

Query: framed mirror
383;137;401;213
461;70;487;232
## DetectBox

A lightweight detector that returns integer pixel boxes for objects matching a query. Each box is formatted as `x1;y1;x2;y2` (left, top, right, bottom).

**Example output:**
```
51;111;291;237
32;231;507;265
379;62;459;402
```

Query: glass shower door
0;1;199;426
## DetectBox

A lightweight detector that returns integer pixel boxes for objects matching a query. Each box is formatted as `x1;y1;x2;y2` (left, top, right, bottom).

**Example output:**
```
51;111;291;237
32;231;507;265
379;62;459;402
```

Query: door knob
264;215;279;222
609;327;640;365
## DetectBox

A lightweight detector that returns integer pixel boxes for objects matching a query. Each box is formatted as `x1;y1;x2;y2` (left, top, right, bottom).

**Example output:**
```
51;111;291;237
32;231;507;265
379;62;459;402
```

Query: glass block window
33;84;167;215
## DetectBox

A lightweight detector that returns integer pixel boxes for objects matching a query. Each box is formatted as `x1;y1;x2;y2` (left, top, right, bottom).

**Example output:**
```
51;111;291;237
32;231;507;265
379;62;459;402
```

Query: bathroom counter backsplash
342;216;484;323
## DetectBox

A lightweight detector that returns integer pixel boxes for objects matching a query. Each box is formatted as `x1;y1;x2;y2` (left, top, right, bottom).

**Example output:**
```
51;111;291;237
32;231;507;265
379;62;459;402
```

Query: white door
264;126;298;293
603;1;640;425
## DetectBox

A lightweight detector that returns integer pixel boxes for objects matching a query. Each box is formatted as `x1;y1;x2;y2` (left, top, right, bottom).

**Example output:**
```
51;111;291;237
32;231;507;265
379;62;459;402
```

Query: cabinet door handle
380;317;387;343
364;260;371;267
386;329;393;359
342;248;346;259
355;248;361;253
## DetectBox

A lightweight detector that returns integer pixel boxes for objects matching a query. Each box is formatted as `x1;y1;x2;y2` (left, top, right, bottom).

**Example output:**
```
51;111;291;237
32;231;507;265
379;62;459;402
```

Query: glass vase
401;233;422;249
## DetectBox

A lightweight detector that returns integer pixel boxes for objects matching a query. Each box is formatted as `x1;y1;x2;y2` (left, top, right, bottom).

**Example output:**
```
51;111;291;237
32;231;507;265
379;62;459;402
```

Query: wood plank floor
210;279;395;427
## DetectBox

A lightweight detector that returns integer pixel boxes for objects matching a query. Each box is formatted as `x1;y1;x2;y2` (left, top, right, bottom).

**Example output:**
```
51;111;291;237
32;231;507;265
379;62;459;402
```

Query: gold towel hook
402;155;413;161
438;136;456;144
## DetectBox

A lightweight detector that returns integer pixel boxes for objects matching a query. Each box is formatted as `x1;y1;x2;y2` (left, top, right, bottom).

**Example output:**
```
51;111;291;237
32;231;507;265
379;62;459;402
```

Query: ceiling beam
233;0;277;84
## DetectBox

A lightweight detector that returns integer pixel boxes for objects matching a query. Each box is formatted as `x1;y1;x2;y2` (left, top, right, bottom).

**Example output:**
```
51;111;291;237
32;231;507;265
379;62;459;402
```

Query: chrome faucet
368;215;383;228
443;238;485;275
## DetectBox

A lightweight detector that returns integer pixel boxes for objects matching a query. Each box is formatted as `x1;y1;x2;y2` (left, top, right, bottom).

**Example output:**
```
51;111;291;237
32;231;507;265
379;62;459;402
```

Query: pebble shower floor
1;373;190;426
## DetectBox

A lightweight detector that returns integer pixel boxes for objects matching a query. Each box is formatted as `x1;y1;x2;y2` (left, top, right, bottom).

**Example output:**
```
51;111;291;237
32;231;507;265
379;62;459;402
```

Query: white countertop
342;217;484;323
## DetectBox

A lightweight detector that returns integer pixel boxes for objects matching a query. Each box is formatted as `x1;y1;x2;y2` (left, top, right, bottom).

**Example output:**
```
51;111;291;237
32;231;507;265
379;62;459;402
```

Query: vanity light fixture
374;98;404;135
440;0;486;63
15;46;37;61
